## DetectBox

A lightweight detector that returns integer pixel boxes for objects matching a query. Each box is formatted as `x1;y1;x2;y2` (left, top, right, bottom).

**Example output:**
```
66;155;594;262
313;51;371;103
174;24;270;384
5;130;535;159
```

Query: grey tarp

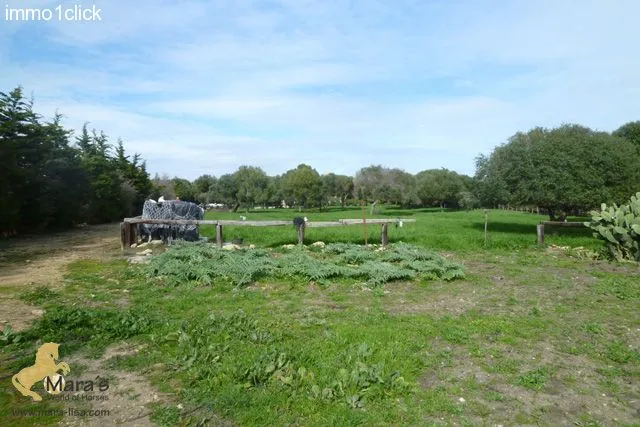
139;200;203;242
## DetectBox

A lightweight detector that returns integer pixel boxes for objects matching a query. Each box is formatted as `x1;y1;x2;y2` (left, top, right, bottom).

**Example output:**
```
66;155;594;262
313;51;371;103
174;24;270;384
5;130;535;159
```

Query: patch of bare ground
384;281;478;316
419;340;639;426
58;342;169;427
0;224;121;332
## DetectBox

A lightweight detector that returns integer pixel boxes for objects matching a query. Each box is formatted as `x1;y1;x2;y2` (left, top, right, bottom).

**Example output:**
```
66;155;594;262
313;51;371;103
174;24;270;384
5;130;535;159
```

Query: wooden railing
536;221;586;245
121;217;416;249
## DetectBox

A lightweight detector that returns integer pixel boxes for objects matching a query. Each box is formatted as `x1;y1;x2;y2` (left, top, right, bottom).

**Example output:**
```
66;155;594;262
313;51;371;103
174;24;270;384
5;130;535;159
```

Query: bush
585;192;640;261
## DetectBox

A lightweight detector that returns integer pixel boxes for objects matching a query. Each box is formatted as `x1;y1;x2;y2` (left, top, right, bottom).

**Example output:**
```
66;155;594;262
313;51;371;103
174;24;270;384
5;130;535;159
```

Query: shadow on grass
375;207;459;217
466;221;593;237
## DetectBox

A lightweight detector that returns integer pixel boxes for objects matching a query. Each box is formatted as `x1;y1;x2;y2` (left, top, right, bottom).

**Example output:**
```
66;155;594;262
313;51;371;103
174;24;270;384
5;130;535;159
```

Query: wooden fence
120;217;416;250
536;221;586;245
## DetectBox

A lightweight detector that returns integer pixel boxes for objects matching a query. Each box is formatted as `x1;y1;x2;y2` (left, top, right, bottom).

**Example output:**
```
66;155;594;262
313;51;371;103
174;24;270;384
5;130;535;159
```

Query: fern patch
147;242;464;288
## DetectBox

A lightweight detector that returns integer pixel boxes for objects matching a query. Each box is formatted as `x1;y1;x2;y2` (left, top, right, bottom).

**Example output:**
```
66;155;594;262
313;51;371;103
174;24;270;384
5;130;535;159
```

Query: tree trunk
370;201;378;216
232;203;240;213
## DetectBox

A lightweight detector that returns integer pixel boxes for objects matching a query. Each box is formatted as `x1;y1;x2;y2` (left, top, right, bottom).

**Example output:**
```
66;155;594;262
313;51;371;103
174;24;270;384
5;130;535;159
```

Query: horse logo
12;342;70;401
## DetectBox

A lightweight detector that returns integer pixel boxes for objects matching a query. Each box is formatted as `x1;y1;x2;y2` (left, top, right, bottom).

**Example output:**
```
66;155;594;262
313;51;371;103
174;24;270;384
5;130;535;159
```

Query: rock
31;309;45;316
249;244;256;249
137;242;150;249
311;241;326;247
139;249;153;256
458;397;466;403
130;243;137;248
282;244;296;249
150;240;163;245
128;256;150;264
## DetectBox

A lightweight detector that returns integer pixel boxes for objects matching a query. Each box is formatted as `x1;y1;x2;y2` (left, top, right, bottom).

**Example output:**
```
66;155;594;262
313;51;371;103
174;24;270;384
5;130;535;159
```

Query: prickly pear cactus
584;192;640;261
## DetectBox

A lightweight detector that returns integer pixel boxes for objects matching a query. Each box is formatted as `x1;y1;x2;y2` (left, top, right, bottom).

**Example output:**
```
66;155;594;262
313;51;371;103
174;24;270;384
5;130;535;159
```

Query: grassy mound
147;242;465;288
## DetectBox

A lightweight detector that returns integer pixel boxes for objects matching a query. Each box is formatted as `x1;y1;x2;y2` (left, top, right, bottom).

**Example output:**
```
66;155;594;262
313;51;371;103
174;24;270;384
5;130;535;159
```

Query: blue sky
2;0;639;180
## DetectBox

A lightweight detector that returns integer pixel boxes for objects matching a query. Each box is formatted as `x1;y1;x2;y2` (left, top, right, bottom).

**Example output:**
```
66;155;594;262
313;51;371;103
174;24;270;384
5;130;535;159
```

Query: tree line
151;164;478;213
160;123;640;219
3;86;639;237
0;87;152;236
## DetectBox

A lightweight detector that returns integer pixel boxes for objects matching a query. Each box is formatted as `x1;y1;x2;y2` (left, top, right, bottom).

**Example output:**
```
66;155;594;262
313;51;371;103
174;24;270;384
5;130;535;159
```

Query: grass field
1;208;638;426
199;207;597;252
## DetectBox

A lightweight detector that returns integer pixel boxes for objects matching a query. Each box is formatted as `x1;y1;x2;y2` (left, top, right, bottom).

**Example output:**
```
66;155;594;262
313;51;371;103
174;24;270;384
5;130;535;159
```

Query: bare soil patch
0;224;121;331
59;342;169;427
419;340;639;426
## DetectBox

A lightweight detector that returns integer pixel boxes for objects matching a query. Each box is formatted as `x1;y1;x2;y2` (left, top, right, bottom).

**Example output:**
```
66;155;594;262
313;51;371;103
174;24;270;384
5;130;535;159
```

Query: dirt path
0;223;122;331
0;224;179;426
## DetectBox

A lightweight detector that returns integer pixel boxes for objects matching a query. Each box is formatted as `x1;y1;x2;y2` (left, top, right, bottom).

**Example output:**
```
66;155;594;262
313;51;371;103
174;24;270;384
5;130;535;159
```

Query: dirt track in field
0;223;121;331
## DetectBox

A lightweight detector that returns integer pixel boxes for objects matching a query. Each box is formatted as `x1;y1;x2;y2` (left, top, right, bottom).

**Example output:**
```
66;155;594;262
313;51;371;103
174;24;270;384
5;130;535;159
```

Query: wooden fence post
297;224;305;246
120;222;126;250
381;223;389;246
484;209;488;245
361;201;368;245
537;223;545;245
216;224;223;248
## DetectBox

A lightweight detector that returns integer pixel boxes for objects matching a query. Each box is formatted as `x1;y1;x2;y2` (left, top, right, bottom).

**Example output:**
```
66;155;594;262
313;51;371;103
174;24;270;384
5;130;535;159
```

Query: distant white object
303;216;308;222
240;215;247;221
399;220;404;228
158;196;165;202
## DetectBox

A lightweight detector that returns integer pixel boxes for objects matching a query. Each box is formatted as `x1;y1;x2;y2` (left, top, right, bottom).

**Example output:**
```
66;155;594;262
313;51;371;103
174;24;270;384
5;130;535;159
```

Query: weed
596;277;640;301
19;286;60;305
517;367;550;391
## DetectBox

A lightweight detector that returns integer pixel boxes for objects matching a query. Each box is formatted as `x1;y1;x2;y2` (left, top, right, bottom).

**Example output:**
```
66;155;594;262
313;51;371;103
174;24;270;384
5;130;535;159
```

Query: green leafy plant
0;324;22;346
585;192;640;261
147;242;465;288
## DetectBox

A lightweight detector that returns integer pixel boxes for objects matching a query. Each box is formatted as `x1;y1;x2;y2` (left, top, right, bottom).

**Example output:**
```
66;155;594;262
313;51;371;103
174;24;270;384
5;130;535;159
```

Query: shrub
584;192;640;261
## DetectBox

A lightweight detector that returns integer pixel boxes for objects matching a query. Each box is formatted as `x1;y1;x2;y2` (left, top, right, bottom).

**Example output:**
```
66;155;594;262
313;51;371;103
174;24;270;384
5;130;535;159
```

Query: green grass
1;208;637;426
199;207;598;252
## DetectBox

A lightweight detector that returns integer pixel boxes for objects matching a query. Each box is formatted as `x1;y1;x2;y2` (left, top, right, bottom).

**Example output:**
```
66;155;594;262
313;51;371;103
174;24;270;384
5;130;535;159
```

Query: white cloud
2;0;640;179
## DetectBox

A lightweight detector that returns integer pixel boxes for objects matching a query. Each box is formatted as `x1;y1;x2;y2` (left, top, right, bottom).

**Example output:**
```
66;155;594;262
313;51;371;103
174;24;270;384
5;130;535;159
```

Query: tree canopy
0;87;151;235
475;124;640;219
415;168;467;209
613;121;640;149
281;164;324;209
353;165;419;208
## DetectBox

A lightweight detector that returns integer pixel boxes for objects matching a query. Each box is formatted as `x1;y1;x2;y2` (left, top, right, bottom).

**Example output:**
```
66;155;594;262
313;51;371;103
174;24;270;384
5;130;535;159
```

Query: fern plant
146;242;464;288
